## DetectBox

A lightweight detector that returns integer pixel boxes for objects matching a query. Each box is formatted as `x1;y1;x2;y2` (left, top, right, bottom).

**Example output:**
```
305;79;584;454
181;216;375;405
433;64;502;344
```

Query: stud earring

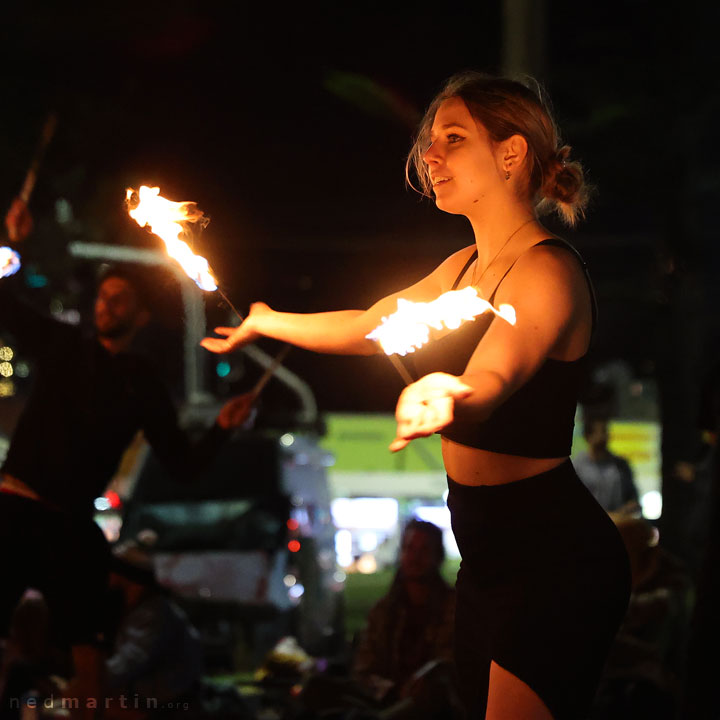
505;170;511;180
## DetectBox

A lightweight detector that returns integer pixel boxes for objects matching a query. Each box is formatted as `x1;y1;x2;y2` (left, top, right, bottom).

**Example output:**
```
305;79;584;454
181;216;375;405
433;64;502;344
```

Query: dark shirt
574;451;639;512
0;280;227;515
403;239;596;458
353;577;455;692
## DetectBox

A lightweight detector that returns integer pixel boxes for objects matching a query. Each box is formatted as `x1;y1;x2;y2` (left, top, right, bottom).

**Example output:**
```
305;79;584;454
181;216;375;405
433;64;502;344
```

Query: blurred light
50;299;64;315
358;531;378;552
55;198;73;224
0;380;15;397
335;529;353;567
0;247;21;278
640;490;662;520
0;362;13;378
25;270;47;288
287;518;300;531
288;583;305;599
331;497;399;531
216;361;231;378
357;553;377;574
59;309;81;325
288;540;301;553
321;453;336;467
14;362;29;379
280;433;295;447
0;347;13;361
283;574;297;588
333;570;346;584
105;490;122;509
94;497;111;511
413;505;452;529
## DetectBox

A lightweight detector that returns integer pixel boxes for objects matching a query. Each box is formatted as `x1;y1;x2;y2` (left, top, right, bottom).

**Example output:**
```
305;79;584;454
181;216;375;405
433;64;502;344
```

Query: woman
202;72;631;719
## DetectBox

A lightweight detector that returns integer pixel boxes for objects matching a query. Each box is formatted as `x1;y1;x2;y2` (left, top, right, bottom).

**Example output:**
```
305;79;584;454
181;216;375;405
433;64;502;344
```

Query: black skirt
447;459;631;720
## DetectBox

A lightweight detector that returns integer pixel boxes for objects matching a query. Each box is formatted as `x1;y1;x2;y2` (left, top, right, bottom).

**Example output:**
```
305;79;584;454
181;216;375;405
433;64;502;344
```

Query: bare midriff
442;437;566;486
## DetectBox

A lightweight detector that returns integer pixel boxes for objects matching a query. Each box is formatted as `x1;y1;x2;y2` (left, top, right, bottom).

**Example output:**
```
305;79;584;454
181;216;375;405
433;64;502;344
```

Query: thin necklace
471;217;536;288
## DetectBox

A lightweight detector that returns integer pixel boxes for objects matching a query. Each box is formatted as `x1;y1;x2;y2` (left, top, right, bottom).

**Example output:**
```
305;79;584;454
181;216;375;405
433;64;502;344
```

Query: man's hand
5;197;33;242
390;372;473;452
217;392;257;430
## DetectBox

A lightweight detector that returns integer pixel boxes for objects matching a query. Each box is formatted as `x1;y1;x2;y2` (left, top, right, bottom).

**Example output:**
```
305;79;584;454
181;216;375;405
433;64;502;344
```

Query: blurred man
575;417;641;515
0;207;253;718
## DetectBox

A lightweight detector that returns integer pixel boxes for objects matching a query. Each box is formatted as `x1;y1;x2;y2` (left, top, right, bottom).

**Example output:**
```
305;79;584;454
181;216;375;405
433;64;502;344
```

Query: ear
499;134;529;176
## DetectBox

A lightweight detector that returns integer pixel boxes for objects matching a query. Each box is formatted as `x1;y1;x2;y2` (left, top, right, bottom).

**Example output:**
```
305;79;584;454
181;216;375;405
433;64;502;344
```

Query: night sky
2;2;719;414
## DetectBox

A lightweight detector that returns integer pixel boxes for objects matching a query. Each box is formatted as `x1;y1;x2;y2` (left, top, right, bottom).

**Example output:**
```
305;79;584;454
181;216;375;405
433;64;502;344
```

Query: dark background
1;1;719;446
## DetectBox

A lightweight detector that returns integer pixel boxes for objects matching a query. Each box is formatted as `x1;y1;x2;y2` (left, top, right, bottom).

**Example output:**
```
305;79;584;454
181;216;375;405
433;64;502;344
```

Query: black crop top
401;238;596;458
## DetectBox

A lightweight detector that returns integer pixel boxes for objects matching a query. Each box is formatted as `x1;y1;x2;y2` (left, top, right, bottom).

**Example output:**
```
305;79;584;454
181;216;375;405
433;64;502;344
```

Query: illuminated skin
202;98;592;483
94;276;150;352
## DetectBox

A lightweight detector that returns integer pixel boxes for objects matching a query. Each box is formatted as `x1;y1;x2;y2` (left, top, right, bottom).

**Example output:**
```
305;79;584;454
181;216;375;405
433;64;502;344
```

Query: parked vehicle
114;427;345;670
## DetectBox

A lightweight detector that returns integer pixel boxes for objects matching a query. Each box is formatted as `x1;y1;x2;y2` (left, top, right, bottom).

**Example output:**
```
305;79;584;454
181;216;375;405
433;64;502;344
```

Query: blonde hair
406;71;589;227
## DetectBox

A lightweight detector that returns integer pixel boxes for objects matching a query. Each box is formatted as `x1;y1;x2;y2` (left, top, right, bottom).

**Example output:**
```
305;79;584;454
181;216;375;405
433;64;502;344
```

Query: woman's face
423;97;504;215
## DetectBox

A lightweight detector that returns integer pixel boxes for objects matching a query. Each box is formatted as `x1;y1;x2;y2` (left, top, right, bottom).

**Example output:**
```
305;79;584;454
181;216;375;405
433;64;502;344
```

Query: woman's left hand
390;372;473;452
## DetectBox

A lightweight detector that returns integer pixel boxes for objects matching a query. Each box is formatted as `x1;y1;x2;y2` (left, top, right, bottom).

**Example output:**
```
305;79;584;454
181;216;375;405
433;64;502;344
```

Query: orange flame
125;186;217;291
366;286;516;356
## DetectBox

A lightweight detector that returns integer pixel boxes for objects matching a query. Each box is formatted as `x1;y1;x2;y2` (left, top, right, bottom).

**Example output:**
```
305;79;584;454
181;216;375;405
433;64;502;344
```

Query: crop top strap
452;239;597;336
451;249;478;290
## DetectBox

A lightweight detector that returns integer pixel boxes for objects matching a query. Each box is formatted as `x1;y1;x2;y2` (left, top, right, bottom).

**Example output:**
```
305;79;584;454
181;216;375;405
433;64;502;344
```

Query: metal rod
216;287;244;322
252;344;292;395
386;353;415;386
19;113;58;205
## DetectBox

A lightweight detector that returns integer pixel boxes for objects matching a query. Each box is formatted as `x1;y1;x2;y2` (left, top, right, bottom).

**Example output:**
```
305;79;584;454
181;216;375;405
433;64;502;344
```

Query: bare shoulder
510;240;587;298
433;245;477;291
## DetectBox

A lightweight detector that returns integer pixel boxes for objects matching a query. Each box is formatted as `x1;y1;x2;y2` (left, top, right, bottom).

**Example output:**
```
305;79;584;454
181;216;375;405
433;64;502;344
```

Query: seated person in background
574;416;641;515
296;520;460;720
101;542;204;719
591;516;693;720
351;519;457;716
0;590;72;720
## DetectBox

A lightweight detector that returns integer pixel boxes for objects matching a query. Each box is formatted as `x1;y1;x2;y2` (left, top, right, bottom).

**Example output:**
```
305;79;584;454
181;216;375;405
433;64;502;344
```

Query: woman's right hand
200;302;271;353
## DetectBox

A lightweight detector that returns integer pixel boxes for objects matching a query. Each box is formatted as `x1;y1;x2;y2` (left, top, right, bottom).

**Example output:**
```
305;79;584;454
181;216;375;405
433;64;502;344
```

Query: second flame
366;286;516;356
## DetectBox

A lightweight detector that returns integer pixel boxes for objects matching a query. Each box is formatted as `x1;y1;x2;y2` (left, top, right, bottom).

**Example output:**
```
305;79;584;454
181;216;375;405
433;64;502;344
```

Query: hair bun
539;145;588;226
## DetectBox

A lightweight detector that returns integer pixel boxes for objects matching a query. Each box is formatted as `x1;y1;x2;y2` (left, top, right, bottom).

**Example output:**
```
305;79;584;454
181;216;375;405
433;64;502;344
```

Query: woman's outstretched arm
201;246;475;356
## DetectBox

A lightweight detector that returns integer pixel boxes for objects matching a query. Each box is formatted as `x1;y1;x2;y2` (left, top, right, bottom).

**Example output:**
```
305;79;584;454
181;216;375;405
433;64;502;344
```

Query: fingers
200;338;230;353
389;437;409;452
213;327;235;337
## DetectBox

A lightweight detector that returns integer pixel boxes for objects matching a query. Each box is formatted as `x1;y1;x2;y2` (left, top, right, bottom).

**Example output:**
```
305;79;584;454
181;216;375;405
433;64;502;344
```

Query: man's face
586;420;609;453
94;276;145;339
400;528;441;582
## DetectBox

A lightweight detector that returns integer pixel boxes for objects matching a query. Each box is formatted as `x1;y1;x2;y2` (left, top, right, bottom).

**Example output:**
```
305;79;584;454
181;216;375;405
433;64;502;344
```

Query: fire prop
367;286;516;384
125;185;289;392
126;186;217;292
0;247;21;279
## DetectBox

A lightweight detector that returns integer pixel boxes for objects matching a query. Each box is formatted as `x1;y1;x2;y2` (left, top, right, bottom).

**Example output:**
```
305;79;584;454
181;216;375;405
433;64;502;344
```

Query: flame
0;247;21;279
125;186;217;291
366;286;516;356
